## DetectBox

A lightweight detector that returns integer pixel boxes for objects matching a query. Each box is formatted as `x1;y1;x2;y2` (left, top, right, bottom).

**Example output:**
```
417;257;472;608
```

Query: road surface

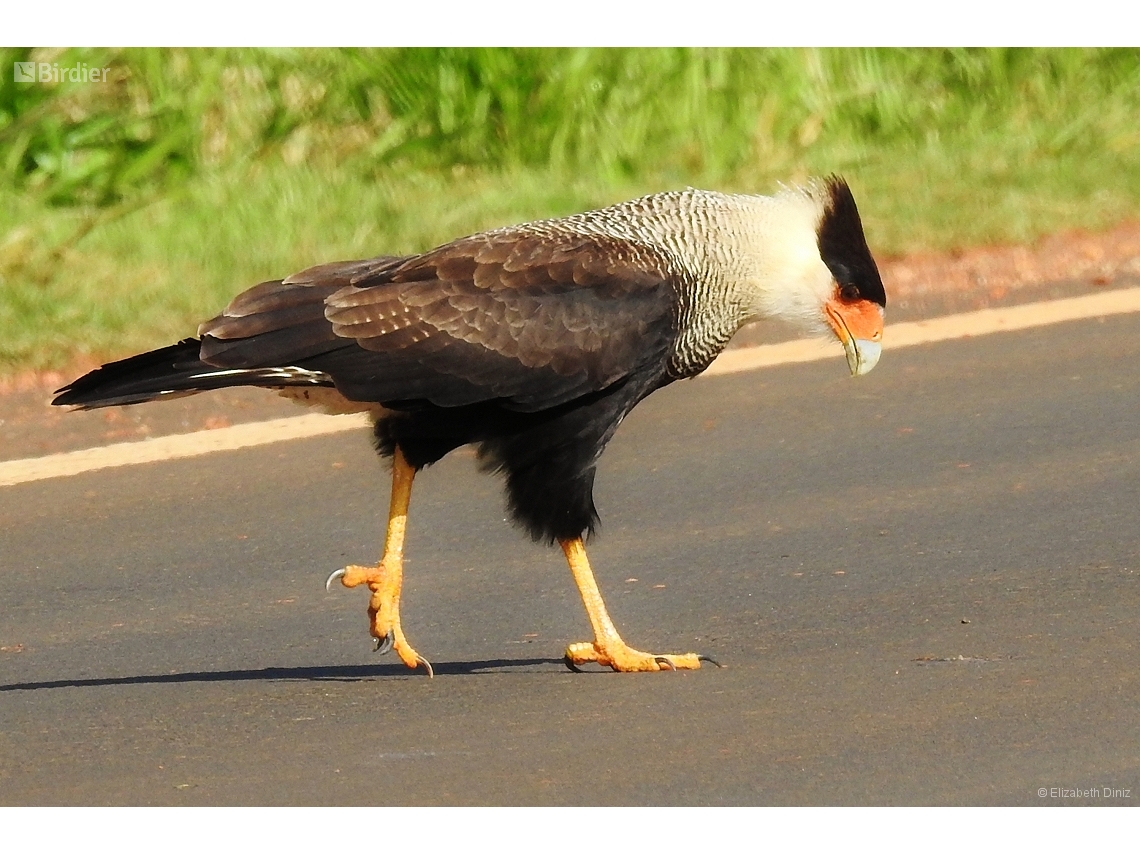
2;311;1138;805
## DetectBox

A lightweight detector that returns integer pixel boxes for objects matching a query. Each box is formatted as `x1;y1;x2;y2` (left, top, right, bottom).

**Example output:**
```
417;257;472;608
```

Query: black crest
817;177;886;308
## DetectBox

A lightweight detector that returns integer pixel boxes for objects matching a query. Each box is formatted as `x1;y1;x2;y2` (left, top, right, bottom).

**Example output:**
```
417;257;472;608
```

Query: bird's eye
839;283;860;302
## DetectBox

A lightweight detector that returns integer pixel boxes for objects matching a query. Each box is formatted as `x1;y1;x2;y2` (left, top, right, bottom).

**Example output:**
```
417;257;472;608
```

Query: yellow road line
4;286;1140;488
0;412;370;487
704;286;1140;376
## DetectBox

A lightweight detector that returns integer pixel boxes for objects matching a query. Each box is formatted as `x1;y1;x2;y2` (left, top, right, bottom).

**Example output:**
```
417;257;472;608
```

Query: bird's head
814;177;886;376
740;176;885;376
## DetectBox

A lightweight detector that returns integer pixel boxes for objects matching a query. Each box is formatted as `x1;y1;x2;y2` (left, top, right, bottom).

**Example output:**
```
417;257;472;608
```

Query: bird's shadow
0;658;568;692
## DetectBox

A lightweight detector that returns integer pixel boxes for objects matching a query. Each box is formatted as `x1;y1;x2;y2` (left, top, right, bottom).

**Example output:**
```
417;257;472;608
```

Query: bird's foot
325;563;432;677
563;640;719;673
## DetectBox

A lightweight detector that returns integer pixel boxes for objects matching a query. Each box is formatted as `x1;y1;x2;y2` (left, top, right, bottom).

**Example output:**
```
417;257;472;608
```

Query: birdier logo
13;61;110;83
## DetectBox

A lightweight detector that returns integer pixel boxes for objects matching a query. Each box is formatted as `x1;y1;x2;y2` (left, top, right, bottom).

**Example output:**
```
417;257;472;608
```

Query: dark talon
564;654;585;673
697;654;723;668
373;631;394;655
416;656;435;678
654;656;677;671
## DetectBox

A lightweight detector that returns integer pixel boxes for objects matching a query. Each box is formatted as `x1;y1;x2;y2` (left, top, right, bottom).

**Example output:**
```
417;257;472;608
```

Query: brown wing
198;230;680;411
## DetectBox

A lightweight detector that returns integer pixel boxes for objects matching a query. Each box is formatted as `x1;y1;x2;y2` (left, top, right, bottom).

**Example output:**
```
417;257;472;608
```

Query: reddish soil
884;220;1140;308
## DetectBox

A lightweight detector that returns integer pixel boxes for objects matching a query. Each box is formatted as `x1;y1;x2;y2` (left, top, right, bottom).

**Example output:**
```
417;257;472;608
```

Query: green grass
2;47;1139;375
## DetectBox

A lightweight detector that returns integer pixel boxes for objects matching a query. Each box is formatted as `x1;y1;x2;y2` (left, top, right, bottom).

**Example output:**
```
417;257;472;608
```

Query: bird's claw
325;560;429;676
373;629;432;677
373;630;394;656
564;640;717;672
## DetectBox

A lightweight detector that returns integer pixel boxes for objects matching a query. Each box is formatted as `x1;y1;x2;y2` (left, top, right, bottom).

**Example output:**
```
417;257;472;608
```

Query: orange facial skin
823;290;884;347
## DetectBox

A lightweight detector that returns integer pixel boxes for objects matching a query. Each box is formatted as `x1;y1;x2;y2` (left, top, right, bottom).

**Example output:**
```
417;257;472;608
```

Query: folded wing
197;229;680;411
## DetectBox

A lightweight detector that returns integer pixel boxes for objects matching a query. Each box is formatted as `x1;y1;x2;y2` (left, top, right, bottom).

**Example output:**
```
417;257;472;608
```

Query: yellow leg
327;446;432;676
560;537;710;672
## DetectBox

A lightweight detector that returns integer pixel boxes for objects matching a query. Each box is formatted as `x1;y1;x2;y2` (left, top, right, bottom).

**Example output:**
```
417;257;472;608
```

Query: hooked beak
823;295;884;377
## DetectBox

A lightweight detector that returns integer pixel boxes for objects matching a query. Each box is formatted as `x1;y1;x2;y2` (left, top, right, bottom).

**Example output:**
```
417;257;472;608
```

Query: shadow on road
0;658;567;691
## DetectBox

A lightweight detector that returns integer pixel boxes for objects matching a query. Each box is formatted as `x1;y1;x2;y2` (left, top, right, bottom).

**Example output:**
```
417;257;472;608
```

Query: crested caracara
54;177;885;674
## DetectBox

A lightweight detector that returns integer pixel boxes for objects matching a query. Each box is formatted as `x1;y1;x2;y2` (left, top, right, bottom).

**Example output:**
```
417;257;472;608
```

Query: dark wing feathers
198;280;343;367
197;232;678;410
283;256;408;287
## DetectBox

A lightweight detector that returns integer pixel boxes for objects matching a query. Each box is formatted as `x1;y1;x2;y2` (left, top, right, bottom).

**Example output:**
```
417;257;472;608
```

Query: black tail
51;338;332;410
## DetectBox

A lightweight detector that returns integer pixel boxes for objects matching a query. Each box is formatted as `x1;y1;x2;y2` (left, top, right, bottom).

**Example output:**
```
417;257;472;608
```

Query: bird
53;176;885;675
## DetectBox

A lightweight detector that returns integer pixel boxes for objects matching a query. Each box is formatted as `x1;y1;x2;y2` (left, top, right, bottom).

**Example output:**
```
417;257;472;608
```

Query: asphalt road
2;312;1139;806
